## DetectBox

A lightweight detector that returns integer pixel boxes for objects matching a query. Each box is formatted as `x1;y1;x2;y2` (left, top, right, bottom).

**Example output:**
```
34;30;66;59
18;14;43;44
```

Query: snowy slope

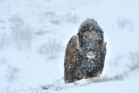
0;0;139;93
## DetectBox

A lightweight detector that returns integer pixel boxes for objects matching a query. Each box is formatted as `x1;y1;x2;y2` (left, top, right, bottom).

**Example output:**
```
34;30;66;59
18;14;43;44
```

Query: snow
0;0;139;93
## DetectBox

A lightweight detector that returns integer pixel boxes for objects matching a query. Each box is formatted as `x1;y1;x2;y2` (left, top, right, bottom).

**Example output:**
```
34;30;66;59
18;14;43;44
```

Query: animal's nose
87;51;94;56
86;51;96;59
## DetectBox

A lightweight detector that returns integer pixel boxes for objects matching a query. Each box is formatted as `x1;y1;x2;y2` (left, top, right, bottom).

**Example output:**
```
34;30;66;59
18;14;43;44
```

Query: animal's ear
100;42;107;51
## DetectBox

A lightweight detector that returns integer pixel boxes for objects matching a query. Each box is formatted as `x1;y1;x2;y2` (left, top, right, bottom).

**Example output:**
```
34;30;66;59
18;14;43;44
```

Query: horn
76;35;82;51
100;42;107;50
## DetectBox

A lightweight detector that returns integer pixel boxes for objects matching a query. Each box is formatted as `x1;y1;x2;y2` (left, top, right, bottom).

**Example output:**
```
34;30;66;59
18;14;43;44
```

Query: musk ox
64;19;107;83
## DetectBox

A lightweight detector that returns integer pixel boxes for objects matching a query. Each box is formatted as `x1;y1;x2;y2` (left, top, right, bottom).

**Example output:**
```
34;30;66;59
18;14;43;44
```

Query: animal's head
75;19;106;59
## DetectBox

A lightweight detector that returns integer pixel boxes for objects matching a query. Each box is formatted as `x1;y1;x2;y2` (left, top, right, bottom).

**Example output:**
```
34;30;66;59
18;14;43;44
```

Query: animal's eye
84;43;88;47
83;31;91;37
93;49;96;52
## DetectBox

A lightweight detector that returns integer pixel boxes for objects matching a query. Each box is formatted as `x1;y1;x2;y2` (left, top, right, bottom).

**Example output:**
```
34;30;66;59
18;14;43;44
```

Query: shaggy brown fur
64;19;106;83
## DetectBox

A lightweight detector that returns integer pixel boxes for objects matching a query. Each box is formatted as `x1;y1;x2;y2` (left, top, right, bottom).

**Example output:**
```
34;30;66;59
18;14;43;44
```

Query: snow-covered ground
0;0;139;93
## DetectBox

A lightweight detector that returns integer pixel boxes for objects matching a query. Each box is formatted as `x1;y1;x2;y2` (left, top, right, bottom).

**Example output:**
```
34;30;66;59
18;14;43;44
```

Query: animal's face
76;30;106;78
77;31;101;59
